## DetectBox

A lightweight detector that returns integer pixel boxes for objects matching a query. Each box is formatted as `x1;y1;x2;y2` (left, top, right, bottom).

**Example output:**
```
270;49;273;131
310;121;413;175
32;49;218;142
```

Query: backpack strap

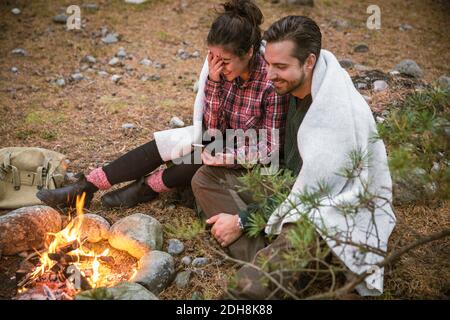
1;152;21;190
35;156;50;189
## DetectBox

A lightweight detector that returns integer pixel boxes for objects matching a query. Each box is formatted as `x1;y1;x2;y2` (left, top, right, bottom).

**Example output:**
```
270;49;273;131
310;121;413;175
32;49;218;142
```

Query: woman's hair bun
222;0;263;27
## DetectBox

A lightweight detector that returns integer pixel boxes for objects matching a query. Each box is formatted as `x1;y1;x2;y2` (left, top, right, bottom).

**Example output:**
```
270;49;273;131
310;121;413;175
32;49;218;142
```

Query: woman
37;0;289;209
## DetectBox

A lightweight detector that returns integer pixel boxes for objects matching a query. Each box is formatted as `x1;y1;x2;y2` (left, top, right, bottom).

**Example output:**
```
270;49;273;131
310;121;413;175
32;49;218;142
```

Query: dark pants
102;139;201;189
191;165;320;299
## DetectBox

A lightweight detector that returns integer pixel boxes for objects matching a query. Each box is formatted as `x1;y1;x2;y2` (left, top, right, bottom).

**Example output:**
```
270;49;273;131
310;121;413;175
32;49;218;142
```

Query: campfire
15;193;137;300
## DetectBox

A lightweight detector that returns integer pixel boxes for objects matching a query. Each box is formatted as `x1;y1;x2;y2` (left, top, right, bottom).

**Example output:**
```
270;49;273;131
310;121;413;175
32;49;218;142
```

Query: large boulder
394;59;423;78
108;213;163;259
71;214;110;243
76;282;158;300
0;205;61;255
132;251;175;294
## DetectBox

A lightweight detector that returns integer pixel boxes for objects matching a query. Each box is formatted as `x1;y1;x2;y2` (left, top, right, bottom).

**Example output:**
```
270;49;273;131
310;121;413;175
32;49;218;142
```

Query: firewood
48;253;94;264
54;238;82;255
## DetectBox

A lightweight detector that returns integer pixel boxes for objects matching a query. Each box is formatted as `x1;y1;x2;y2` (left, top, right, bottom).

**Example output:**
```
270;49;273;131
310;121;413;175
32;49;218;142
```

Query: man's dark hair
207;0;263;57
264;16;322;64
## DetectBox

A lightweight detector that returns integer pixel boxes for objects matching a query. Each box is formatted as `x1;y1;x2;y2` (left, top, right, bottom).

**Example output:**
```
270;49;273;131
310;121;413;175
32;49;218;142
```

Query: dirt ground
0;0;449;299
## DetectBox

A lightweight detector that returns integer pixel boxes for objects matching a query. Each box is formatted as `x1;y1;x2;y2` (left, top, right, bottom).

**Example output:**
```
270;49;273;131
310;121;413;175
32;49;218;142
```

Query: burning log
54;237;87;255
48;252;114;266
48;253;94;264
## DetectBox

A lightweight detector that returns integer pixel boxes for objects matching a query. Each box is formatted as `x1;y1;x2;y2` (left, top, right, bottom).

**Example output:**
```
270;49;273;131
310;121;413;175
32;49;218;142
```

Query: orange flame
30;192;110;288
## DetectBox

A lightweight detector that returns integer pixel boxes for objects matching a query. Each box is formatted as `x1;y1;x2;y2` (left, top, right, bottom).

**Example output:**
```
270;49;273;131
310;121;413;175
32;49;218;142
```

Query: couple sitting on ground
37;0;396;299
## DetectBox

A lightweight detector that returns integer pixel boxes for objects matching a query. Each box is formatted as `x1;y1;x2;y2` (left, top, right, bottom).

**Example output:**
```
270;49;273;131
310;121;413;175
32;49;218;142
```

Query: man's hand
206;213;243;247
201;150;234;166
207;51;223;82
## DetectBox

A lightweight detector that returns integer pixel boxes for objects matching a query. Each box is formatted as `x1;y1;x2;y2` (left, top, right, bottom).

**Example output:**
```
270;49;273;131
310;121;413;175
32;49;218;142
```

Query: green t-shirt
283;94;312;176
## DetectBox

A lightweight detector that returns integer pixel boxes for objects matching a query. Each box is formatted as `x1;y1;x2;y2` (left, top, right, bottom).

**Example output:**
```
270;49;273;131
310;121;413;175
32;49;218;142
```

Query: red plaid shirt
203;53;289;164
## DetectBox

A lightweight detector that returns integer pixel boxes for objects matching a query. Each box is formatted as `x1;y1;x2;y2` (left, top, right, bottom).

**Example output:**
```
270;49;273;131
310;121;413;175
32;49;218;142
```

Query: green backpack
0;147;67;209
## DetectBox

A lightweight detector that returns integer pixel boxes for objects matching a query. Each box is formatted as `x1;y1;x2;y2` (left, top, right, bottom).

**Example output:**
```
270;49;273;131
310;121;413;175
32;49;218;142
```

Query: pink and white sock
86;168;112;190
145;169;171;193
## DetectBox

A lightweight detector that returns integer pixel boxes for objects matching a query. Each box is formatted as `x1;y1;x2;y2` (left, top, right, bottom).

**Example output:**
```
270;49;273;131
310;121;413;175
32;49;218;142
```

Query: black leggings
102;140;201;189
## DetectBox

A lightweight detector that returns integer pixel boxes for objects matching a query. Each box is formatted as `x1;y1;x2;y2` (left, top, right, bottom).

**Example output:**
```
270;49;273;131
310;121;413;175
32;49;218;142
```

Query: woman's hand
207;51;223;82
201;150;234;166
207;213;243;247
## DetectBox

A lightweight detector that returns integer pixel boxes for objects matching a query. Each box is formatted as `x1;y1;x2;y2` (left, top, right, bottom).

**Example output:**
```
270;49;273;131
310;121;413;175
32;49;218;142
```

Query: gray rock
53;14;68;24
175;271;192;288
191;291;204;300
354;43;369;53
177;49;190;60
97;70;109;77
192;257;209;267
100;26;109;37
116;47;127;59
71;214;110;243
355;82;368;90
167;239;184;255
12;8;21;15
110;74;122;83
82;3;99;11
339;58;354;69
399;24;413;31
394;59;423;78
354;64;371;72
108;213;163;259
373;80;388;92
11;67;18;73
132;251;175;294
56;78;66;87
121;123;135;129
432;162;440;173
0;205;62;255
12;48;27;56
169;116;185;128
108;57;121;66
140;74;160;81
101;33;119;44
153;62;165;69
176;49;200;60
140;58;152;66
436;75;450;91
375;116;385;123
82;55;96;65
331;18;351;31
181;256;192;266
76;282;158;300
70;73;84;82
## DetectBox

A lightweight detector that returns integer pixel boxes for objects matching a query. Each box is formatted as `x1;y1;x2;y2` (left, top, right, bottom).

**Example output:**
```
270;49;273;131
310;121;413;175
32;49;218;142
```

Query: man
192;16;396;299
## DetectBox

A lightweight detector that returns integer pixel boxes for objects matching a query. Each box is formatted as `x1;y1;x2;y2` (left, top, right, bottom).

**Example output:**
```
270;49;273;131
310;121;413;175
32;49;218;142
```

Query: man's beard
274;71;305;95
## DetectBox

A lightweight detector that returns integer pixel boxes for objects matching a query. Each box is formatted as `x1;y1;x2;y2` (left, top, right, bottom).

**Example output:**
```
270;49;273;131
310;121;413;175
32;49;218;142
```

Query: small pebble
192;257;209;267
